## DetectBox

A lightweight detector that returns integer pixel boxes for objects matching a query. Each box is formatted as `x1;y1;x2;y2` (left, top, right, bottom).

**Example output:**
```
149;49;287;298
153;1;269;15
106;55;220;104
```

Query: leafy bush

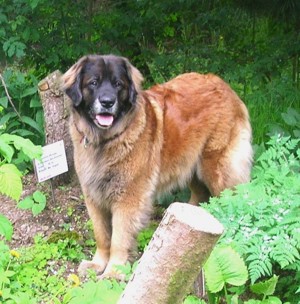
0;69;44;146
203;135;300;302
268;107;300;139
0;132;42;243
137;221;158;251
0;133;42;201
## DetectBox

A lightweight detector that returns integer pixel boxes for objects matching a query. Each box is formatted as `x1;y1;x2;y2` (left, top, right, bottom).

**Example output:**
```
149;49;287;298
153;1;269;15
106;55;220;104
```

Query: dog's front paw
78;260;106;276
98;268;126;281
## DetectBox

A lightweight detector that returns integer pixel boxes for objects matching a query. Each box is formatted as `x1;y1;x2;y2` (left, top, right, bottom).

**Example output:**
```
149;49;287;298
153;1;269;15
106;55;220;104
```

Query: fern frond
248;258;273;284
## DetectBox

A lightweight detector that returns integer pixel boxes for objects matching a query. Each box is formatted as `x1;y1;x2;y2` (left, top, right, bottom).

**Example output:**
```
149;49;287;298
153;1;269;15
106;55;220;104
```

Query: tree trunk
119;202;224;304
38;70;75;186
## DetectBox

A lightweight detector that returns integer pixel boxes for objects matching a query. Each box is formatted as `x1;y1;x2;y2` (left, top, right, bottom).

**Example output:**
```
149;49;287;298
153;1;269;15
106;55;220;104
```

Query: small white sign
34;140;68;182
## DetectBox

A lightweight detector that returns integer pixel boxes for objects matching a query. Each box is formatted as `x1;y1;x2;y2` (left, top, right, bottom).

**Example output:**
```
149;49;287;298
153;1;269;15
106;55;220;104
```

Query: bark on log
38;70;75;185
119;202;224;304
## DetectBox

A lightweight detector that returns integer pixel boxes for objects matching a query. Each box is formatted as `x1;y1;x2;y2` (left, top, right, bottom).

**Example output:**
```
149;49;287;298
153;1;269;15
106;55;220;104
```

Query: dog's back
145;73;252;200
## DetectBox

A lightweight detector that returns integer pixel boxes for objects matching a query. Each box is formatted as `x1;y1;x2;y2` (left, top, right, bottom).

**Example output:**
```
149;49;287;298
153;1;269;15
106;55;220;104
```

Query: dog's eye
89;80;98;87
114;80;123;88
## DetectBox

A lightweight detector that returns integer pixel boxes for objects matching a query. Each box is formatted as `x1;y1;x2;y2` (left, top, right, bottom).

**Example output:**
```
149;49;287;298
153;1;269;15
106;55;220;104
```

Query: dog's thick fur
62;54;253;278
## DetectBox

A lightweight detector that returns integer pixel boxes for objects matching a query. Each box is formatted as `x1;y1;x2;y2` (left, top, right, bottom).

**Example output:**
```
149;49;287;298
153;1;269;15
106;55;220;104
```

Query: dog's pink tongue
96;114;114;127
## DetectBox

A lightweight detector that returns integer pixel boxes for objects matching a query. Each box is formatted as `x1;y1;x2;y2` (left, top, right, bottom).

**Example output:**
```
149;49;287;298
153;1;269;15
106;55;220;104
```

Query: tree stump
38;70;75;186
119;202;224;304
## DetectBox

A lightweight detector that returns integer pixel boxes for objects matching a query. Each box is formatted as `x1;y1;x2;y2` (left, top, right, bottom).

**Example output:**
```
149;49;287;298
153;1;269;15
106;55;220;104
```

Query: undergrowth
1;106;299;303
0;235;86;303
203;135;300;302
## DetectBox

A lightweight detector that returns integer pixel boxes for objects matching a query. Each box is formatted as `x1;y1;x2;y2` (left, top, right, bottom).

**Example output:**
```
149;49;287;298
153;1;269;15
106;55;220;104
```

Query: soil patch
0;174;89;249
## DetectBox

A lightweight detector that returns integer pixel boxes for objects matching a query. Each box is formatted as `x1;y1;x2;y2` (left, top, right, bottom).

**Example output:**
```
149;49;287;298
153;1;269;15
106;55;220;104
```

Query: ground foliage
0;131;299;303
203;135;300;303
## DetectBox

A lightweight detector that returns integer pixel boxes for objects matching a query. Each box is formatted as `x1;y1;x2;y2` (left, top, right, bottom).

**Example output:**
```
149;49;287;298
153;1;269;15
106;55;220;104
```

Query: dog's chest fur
71;105;160;210
74;142;131;208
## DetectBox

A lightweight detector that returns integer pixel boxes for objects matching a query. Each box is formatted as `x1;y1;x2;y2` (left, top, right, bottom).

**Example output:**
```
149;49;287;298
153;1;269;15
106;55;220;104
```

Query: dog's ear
123;58;144;105
62;56;88;106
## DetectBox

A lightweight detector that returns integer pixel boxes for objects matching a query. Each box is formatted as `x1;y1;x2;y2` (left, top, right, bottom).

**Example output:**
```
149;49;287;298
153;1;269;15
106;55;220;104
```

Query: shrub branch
0;73;22;121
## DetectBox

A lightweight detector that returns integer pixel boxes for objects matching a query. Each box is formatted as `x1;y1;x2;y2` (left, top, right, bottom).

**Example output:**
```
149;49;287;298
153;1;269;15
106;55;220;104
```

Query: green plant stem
0;256;12;292
224;284;230;304
52;285;67;300
0;73;22;121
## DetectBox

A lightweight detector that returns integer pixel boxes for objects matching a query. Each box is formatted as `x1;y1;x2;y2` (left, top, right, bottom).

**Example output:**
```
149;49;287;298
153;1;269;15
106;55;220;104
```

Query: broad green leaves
3;37;26;58
0;68;44;146
204;246;248;293
0;164;22;201
203;247;284;303
0;134;42;161
18;190;46;216
0;96;8;107
250;275;278;298
0;137;14;162
0;133;42;201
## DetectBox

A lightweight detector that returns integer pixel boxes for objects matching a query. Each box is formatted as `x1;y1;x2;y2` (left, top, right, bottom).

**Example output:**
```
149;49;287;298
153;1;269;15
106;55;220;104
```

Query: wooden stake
119;202;224;304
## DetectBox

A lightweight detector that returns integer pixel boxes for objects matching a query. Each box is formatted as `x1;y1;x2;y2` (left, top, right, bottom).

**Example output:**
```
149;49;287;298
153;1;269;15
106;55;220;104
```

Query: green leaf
0;273;11;284
183;295;206;304
0;96;8;107
0;12;8;23
261;296;282;304
250;275;279;297
21;116;44;135
1;134;42;160
21;86;37;98
30;97;42;108
32;201;46;216
0;214;13;241
29;0;41;9
294;129;300;138
0;164;22;201
0;112;17;126
19;192;46;216
12;129;35;137
204;246;248;293
7;43;16;57
33;190;46;204
281;113;297;126
18;196;34;209
15;41;26;58
0;138;14;162
4;270;15;277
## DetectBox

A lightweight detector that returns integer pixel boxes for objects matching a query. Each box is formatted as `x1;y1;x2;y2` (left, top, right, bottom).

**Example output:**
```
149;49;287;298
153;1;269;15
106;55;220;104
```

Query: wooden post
119;203;224;304
38;71;75;186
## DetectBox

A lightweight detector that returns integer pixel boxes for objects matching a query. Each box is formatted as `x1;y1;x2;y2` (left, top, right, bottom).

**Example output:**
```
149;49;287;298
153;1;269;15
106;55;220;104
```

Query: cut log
38;71;75;185
119;202;224;304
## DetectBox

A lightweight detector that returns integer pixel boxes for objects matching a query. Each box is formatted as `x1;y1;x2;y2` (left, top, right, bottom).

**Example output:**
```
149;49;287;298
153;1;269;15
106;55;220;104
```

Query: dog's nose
100;98;115;109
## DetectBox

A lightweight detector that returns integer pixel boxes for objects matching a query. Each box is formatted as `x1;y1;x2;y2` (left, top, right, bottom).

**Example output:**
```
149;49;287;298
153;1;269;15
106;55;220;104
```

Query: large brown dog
62;55;252;278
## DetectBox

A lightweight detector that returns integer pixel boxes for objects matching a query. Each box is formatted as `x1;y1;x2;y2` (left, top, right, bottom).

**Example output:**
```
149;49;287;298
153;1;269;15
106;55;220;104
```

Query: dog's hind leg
188;174;211;205
200;128;253;196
